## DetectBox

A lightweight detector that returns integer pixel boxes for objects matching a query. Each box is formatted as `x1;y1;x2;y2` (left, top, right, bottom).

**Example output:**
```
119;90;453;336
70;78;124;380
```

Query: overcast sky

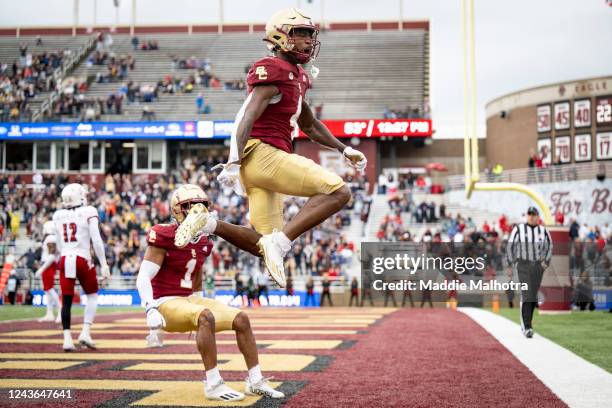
1;0;611;138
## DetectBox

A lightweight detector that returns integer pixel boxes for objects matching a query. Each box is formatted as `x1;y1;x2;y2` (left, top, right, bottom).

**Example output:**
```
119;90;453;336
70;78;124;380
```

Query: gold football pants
158;295;240;333
240;139;345;234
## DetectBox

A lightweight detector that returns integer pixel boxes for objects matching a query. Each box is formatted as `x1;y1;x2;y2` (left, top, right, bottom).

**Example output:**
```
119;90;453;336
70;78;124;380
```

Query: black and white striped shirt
506;223;553;264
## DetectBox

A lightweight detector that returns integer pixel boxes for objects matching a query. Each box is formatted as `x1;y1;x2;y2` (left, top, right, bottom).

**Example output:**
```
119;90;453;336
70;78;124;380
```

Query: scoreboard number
573;99;591;128
574;134;591;162
554;136;571;164
554;102;570;130
596;132;612;160
596;96;612;125
536;104;551;133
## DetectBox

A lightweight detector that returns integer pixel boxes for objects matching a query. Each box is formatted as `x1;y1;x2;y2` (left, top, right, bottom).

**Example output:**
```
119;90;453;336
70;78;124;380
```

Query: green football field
0;305;141;322
495;307;612;374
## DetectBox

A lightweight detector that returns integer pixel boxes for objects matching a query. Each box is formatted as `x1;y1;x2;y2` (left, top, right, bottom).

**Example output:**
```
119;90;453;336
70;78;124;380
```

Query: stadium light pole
131;0;136;37
93;0;97;28
218;0;224;34
461;0;553;225
73;0;79;37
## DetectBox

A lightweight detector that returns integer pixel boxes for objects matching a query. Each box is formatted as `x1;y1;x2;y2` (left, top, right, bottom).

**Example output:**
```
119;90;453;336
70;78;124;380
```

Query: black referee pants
517;261;544;330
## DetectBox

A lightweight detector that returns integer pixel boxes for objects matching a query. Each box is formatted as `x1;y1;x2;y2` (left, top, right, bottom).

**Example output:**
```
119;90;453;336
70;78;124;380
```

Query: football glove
343;146;367;172
213;163;244;195
146;307;166;329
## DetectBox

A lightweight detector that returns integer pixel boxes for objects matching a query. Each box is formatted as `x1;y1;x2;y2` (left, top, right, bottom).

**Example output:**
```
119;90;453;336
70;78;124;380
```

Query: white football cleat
204;380;245;402
38;312;55;322
63;337;76;352
245;377;285;399
78;332;97;349
55;314;62;324
145;331;164;348
175;203;209;248
257;234;286;288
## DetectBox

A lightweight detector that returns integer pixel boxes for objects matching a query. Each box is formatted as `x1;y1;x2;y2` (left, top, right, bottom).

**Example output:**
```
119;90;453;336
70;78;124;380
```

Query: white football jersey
52;205;99;260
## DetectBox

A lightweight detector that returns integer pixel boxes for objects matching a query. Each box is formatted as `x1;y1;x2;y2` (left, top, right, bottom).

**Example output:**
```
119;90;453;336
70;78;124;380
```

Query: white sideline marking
459;307;612;408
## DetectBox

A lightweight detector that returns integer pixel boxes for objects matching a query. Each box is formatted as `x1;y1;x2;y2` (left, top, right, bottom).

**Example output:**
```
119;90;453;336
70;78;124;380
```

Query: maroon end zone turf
285;308;566;408
0;309;567;407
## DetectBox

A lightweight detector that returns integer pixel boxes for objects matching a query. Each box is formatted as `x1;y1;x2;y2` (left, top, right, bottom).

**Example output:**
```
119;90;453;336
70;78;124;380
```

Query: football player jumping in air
52;184;111;351
174;8;367;288
137;184;284;402
34;220;61;323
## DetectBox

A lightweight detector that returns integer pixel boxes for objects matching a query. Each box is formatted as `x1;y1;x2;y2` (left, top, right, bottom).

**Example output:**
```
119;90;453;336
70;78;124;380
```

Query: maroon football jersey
246;56;311;153
146;223;212;298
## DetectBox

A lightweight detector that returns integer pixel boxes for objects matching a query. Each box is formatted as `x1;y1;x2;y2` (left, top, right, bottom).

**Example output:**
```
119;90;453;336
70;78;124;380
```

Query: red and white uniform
229;57;311;161
53;206;101;295
40;234;59;291
146;224;213;301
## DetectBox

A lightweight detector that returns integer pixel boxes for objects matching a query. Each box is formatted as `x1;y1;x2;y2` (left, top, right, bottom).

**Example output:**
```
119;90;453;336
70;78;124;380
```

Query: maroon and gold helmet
170;184;210;224
264;8;320;64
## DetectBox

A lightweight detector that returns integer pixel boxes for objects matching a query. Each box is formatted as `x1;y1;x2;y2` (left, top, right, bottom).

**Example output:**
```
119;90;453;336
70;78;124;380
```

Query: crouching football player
136;184;283;402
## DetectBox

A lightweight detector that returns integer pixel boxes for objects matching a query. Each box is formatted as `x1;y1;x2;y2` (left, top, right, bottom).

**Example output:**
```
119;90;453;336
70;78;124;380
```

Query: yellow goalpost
461;0;553;225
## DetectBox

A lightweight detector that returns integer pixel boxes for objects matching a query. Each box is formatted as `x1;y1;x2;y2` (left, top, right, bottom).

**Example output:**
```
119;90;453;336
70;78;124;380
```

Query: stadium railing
446;161;610;190
34;34;98;122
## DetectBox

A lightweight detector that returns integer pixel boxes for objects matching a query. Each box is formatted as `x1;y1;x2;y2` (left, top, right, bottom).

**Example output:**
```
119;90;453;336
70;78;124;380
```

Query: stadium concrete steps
60;30;425;122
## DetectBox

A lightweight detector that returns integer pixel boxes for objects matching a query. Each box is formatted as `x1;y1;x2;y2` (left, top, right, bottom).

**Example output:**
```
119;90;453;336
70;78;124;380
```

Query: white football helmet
43;220;55;236
61;183;88;208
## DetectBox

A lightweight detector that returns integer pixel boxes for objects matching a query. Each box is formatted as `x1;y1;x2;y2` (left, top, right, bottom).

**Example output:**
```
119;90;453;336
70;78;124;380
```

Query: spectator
131;36;139;50
305;278;315;306
141;105;156;121
348;277;359;306
196;92;205;114
320;274;332;306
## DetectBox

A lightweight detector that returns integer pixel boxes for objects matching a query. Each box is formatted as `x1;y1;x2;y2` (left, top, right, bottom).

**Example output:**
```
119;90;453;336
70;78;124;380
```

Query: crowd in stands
383;98;431;120
50;77;124;121
1;42;69;122
0;160;367;282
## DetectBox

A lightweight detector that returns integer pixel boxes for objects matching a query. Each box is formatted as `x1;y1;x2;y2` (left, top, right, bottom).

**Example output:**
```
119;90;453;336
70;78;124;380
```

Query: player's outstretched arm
298;100;367;171
213;221;263;258
298;99;346;152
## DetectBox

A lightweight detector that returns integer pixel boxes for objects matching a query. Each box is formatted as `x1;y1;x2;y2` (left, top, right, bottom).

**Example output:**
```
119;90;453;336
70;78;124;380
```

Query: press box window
5;142;33;171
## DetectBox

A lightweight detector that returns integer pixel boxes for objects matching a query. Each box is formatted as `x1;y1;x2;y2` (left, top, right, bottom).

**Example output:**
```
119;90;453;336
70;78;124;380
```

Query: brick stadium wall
486;105;536;170
485;76;612;170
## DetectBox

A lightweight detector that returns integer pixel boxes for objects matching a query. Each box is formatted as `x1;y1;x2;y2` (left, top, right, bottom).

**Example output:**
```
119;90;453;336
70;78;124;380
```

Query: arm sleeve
544;228;553;264
136;259;161;309
88;217;108;268
34;254;55;277
506;226;519;265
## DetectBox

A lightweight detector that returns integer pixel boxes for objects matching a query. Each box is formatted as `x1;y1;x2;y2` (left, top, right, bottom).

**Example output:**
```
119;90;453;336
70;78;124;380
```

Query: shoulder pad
148;224;177;249
247;57;290;86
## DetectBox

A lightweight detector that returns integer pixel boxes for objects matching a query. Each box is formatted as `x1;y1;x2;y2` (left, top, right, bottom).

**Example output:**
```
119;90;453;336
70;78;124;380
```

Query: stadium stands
0;35;95;121
54;29;426;121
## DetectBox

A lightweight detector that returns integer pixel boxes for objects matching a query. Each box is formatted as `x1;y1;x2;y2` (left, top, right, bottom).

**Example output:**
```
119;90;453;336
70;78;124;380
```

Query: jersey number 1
180;259;197;289
62;223;77;243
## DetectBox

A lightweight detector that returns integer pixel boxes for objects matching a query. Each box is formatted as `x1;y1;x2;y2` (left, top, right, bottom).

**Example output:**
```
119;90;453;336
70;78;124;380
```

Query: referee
506;206;553;338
